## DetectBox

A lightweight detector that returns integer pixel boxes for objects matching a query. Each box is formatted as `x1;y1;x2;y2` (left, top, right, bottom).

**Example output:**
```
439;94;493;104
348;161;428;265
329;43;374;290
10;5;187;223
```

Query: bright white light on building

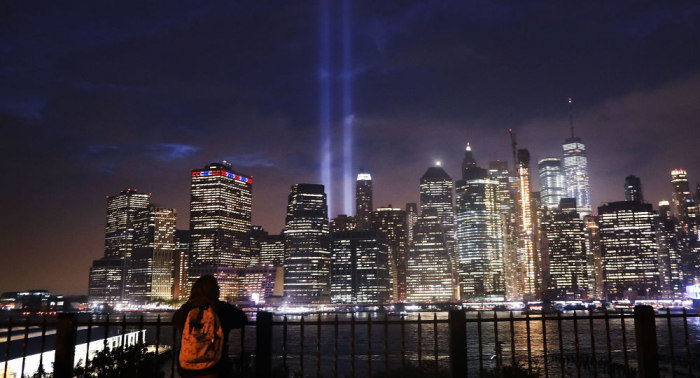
436;161;441;166
357;173;372;181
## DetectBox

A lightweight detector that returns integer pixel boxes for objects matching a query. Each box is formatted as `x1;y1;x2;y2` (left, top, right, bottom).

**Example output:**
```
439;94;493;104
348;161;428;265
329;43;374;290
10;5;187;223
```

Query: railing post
256;311;273;378
634;305;659;378
54;313;78;378
448;310;467;377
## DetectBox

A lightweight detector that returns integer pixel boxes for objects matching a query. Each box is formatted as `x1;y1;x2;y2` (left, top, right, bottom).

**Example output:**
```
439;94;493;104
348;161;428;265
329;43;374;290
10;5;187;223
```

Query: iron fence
0;306;698;378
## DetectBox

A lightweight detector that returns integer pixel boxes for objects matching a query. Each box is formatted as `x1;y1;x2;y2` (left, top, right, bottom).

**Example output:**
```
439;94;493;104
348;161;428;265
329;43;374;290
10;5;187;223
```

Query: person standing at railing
173;275;248;378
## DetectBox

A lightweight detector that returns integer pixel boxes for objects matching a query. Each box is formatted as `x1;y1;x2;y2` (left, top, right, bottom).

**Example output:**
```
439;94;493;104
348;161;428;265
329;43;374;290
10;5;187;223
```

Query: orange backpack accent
179;305;224;370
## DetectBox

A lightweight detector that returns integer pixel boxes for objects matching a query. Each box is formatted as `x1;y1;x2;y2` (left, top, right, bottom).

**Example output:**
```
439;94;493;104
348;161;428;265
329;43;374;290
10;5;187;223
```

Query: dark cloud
1;0;700;294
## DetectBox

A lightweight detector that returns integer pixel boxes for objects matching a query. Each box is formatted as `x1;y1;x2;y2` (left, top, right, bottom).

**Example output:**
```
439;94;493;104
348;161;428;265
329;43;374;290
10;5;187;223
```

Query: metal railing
1;306;698;377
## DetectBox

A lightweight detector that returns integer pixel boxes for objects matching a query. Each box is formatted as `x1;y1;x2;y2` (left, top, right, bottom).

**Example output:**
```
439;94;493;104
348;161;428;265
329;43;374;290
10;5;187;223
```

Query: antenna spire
568;97;575;138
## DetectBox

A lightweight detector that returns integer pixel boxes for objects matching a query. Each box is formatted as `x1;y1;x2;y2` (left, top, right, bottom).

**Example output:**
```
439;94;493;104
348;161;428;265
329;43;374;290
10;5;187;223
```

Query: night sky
2;1;700;295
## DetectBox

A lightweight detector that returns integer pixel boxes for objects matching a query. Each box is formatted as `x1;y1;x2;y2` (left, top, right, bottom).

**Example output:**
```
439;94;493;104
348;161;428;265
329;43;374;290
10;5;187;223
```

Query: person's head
189;275;220;305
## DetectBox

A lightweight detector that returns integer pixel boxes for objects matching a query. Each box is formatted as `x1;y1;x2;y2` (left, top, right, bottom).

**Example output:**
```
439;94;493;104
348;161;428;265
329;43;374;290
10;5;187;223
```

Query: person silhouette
173;275;247;377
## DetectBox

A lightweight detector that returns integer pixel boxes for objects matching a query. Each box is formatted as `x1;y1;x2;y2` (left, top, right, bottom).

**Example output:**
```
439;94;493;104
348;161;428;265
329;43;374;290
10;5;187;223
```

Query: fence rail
0;306;698;378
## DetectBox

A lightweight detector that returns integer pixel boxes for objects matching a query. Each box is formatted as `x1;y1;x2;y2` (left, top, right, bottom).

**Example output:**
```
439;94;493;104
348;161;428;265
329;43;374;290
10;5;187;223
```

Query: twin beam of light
342;0;353;216
319;0;332;216
319;0;354;217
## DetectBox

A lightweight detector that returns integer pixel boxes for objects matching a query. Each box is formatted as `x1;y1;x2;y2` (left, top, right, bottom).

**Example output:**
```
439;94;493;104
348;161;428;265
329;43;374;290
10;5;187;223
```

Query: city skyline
2;1;700;295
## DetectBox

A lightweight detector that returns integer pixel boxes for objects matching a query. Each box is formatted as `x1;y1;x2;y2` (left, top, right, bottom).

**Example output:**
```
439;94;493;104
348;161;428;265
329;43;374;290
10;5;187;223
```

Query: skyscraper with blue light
562;99;592;217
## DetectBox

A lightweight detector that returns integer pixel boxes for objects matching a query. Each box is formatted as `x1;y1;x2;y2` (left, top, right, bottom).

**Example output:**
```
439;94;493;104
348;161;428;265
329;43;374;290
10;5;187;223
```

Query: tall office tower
249;226;270;266
406;203;419;244
259;232;285;267
419;166;456;276
455;146;504;300
126;206;177;305
104;189;151;260
538;158;566;210
173;230;190;300
656;204;683;298
372;206;409;302
89;189;150;305
188;162;252;300
583;216;603;299
562;100;592;217
88;258;125;306
488;160;519;299
330;230;392;304
331;215;357;233
624;175;644;203
406;212;454;302
542;204;587;299
671;169;697;220
284;184;331;304
356;172;373;229
599;201;659;299
516;149;538;300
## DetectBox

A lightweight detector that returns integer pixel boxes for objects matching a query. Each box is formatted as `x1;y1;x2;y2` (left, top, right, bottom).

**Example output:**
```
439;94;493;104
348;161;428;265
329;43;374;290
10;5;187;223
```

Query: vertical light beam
342;0;353;215
319;0;332;216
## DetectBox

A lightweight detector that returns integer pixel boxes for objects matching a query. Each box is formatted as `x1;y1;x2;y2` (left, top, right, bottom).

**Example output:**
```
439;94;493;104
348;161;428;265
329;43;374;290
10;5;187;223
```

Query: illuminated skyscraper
655;203;683;298
488;160;519;300
284;184;331;303
259;232;284;267
127;206;177;305
330;230;392;304
89;189;150;305
104;189;150;260
406;212;454;302
671;169;697;220
188;162;252;300
542;204;587;298
599;201;659;299
173;230;190;301
420;165;456;279
538;158;566;210
372;206;409;302
624;175;644;203
356;172;373;229
562;99;592;217
583;216;603;299
456;144;504;299
406;203;418;245
516;149;538;300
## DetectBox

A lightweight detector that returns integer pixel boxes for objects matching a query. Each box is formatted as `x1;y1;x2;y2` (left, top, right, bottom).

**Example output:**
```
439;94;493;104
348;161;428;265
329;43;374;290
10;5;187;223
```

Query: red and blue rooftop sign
192;170;252;184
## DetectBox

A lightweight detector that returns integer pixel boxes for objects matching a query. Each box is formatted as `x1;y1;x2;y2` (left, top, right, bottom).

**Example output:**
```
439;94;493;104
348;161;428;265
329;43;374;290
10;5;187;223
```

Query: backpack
179;305;224;370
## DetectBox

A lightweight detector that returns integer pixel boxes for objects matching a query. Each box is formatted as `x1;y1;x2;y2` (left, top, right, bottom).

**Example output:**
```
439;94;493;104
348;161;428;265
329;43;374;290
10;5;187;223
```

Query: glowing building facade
671;169;696;220
188;162;252;300
372;206;409;302
126;206;177;305
241;264;284;303
330;230;392;304
538;158;566;210
283;184;331;303
562;137;592;217
543;206;587;298
89;189;150;305
583;216;604;299
516;149;538;300
406;203;418;245
173;230;190;300
419;166;456;278
488;161;520;300
456;144;504;299
356;173;373;229
598;201;659;299
406;213;454;303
